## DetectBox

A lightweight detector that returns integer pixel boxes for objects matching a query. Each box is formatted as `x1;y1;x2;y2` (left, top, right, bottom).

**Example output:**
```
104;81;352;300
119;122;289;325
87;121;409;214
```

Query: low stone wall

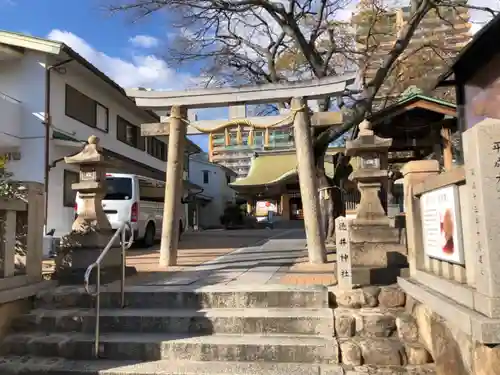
331;285;435;374
407;295;500;375
333;285;500;374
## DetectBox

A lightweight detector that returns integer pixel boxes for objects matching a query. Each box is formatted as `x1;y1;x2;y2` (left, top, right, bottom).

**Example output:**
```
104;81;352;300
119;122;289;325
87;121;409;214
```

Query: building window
116;115;146;151
63;169;79;207
146;137;167;161
203;170;209;184
65;84;109;132
229;133;237;146
241;131;249;146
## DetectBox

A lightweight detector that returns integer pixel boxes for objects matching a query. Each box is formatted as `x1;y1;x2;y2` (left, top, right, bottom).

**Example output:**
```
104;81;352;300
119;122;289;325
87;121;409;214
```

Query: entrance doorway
290;197;303;220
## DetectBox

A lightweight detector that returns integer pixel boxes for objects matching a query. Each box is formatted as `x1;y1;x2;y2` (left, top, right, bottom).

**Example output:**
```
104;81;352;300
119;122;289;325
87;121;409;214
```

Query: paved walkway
126;229;276;274
46;228;337;288
136;229;309;287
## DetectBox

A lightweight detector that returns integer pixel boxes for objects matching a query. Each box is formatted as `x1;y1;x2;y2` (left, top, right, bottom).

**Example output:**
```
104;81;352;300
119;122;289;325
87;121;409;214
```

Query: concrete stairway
0;284;343;374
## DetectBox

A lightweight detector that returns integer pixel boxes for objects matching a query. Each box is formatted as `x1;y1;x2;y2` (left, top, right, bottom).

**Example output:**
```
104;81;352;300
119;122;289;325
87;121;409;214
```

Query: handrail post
83;222;134;360
95;263;101;359
121;226;126;309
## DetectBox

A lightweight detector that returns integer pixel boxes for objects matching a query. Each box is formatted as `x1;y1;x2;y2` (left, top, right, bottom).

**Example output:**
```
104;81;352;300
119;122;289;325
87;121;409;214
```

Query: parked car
75;173;186;247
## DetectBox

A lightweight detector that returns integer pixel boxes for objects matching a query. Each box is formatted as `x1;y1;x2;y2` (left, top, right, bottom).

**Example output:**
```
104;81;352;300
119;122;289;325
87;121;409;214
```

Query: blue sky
0;0;222;151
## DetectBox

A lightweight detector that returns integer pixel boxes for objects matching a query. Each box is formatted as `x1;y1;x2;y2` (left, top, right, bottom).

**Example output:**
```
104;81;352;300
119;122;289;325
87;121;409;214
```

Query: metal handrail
83;222;134;358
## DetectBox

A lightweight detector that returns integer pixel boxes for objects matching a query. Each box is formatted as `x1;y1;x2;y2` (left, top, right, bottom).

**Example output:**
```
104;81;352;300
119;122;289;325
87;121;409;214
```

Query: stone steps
2;332;339;363
0;357;345;375
13;307;334;335
0;356;437;375
1;285;337;368
0;284;437;374
35;284;328;309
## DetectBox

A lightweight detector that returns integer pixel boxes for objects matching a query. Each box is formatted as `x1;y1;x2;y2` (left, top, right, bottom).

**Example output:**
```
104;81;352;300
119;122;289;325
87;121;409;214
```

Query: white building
0;31;200;237
187;153;237;229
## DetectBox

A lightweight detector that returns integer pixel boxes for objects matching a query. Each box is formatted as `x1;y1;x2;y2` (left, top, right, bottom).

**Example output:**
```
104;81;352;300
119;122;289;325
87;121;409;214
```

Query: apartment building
352;2;471;100
0;31;199;236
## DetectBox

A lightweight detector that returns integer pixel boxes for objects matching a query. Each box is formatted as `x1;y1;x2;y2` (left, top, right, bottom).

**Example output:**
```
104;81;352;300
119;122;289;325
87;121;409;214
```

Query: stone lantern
346;120;392;225
344;121;407;286
55;136;127;284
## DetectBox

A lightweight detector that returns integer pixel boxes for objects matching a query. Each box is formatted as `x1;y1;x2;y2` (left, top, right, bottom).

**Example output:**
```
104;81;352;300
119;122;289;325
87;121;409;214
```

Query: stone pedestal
351;175;390;226
349;223;407;286
54;136;136;284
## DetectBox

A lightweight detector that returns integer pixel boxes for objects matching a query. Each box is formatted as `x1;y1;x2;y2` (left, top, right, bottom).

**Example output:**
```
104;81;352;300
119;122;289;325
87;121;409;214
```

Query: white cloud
469;22;483;34
468;0;499;34
129;34;160;49
47;29;192;90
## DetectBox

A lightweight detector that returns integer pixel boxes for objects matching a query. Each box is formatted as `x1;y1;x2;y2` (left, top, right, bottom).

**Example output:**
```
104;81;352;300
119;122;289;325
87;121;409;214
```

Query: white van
75;173;185;247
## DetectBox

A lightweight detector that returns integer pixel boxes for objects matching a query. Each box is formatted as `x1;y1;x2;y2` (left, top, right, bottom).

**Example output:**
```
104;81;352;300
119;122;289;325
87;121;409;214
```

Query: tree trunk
315;155;345;245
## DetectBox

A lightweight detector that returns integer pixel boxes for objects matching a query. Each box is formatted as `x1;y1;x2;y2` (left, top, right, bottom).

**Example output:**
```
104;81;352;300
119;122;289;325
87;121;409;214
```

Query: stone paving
43;229;279;279
126;229;277;273
135;228;310;287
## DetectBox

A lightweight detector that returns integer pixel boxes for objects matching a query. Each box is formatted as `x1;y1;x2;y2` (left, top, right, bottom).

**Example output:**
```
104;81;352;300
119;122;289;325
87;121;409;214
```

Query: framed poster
420;185;465;264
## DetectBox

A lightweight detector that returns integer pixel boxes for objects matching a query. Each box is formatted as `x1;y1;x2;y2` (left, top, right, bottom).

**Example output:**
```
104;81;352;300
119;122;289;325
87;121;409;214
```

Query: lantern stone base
349;223;408;286
53;264;137;285
352;267;410;286
53;232;137;285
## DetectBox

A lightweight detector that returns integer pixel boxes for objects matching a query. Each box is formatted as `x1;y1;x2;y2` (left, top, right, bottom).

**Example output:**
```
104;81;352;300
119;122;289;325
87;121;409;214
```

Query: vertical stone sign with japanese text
335;216;352;290
463;118;500;318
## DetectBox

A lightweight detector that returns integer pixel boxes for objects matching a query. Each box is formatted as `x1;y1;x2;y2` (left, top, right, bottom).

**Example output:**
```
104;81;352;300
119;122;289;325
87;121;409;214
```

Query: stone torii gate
126;74;357;267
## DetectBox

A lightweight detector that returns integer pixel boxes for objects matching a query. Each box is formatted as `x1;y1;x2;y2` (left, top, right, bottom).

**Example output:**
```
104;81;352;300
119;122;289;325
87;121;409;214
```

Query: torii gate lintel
126;73;357;110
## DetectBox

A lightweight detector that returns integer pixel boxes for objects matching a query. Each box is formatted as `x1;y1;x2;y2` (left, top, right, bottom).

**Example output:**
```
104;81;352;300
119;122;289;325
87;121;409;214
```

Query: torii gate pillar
160;105;187;267
292;97;327;264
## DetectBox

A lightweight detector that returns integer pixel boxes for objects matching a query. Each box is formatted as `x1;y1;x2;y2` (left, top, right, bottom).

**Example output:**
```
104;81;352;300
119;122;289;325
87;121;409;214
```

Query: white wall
0;51;47;182
0;50;175;236
46;145;80;235
49;61;166;173
189;156;236;228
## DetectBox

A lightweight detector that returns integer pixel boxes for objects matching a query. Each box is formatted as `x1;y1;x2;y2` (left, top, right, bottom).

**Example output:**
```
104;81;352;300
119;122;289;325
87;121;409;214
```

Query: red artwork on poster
420;185;464;265
440;208;454;255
